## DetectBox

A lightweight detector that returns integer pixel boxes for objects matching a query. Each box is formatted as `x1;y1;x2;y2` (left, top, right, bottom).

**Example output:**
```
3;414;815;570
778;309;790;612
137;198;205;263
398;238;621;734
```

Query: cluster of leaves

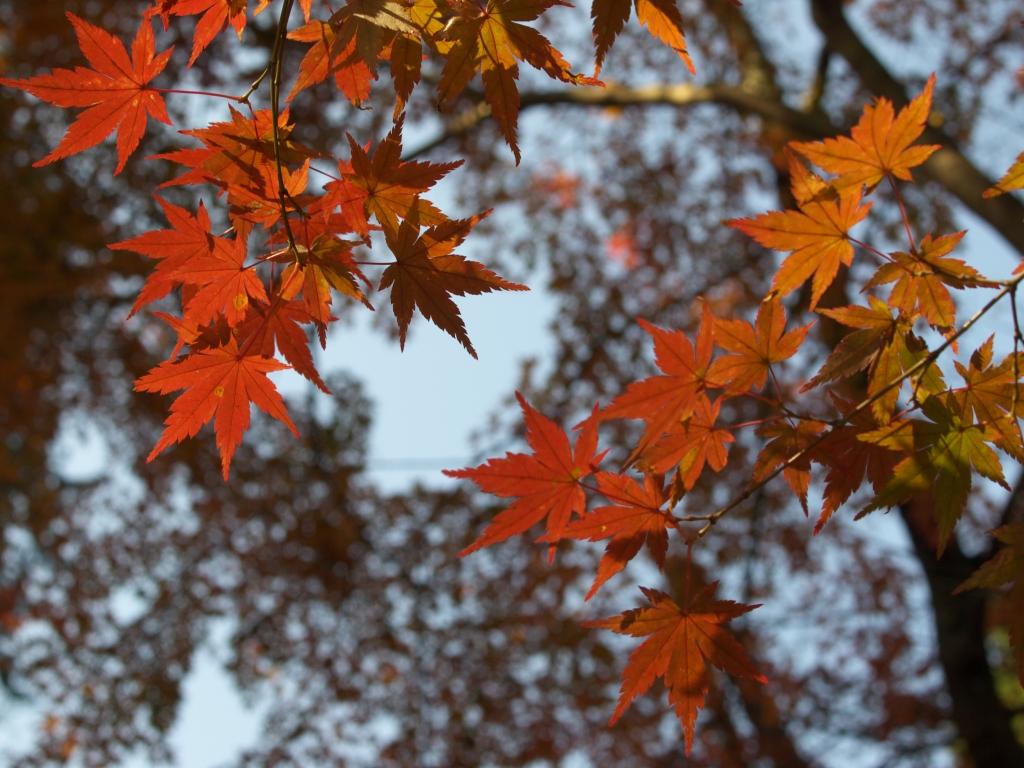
449;76;1024;747
2;0;1023;751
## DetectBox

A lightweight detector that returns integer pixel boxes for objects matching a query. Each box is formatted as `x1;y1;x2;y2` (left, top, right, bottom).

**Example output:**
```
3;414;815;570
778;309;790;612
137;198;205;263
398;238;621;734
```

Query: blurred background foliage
1;1;1023;766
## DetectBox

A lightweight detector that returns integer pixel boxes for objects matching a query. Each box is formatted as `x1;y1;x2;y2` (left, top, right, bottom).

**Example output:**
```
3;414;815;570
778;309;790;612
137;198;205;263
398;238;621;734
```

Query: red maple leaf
0;13;173;174
560;471;676;599
583;585;766;753
752;418;827;514
445;393;606;562
136;339;298;479
173;226;269;326
109;197;215;316
435;0;599;163
170;0;271;67
153;106;324;194
642;396;734;486
236;299;331;394
599;306;715;464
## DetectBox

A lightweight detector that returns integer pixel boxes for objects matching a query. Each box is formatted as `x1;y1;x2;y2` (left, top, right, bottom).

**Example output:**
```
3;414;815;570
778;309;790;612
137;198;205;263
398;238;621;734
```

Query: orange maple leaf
0;13;173;174
560;471;675;599
277;233;372;343
435;0;599;163
445;394;606;561
729;190;871;310
791;74;940;197
707;297;810;393
378;207;527;358
286;19;377;107
136;339;298;479
984;151;1024;198
583;585;766;753
591;0;696;76
865;231;985;330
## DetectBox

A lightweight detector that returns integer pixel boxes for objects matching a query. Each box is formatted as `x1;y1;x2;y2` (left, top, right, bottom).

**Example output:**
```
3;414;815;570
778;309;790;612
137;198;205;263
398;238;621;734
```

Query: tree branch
406;81;836;159
412;61;1024;261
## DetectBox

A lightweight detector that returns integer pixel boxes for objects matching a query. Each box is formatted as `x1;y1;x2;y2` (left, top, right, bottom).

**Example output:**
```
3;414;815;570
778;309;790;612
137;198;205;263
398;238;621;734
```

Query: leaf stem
887;172;917;253
152;87;243;101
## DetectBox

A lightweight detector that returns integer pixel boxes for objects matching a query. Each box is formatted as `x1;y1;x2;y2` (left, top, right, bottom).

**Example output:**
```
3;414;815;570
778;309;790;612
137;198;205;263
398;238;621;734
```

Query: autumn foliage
2;0;1023;751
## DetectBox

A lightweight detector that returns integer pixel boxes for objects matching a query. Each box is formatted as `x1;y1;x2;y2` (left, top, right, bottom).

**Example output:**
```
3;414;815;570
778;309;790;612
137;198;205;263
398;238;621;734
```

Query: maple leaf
224;158;313;228
385;33;424;118
599;307;714;464
173;226;269;326
109;197;216;316
641;396;734;488
729;190;871;311
811;393;898;533
236;299;331;393
170;0;270;67
813;300;947;422
953;524;1024;686
136;339;298;479
865;232;985;330
802;295;899;392
435;0;598;163
559;471;675;599
286;19;379;106
344;115;462;230
784;146;836;207
791;75;940;197
377;207;527;358
277;233;373;345
951;337;1024;463
858;395;1008;554
707;297;810;394
153;106;324;193
984;151;1024;198
752;418;827;514
445;394;606;561
583;585;766;752
329;0;420;79
0;13;173;174
591;0;696;76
